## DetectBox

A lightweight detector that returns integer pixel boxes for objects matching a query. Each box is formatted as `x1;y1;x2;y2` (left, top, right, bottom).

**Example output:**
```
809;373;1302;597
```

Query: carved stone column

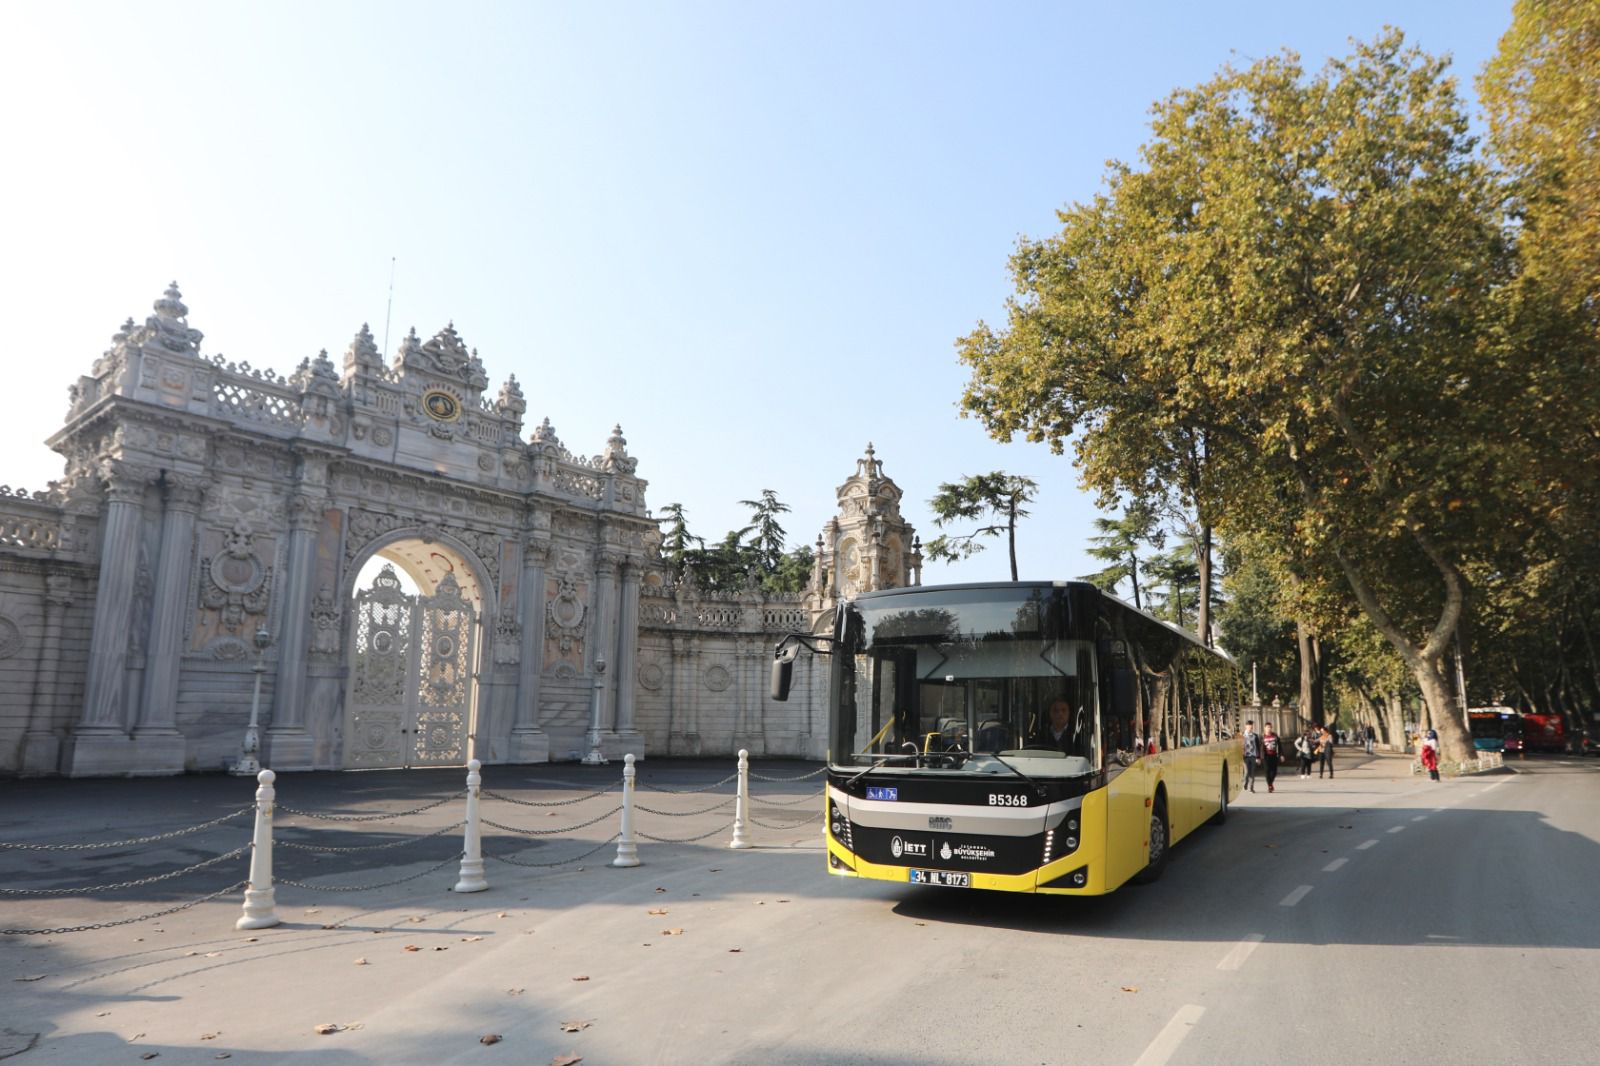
263;494;321;770
20;573;73;774
590;551;620;746
612;559;644;759
66;461;155;776
509;538;551;763
133;473;207;772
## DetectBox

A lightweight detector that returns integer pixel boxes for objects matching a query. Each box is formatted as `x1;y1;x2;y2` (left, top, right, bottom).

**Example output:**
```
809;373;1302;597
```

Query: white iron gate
345;565;476;768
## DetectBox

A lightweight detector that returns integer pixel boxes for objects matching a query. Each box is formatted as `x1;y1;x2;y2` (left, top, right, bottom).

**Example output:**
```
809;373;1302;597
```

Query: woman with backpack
1295;728;1316;778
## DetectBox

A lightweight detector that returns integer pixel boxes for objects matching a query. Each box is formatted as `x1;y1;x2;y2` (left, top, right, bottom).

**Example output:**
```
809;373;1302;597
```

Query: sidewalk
0;758;827;1064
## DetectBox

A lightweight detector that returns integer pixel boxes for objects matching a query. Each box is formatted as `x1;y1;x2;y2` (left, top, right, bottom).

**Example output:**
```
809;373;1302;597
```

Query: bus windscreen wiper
974;752;1047;799
844;743;919;787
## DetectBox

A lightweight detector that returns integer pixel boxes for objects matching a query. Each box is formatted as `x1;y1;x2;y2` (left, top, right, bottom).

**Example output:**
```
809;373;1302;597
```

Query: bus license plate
909;869;969;888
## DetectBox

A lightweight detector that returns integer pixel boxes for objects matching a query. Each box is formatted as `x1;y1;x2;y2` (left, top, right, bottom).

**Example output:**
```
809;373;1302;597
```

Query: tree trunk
1196;524;1213;646
1007;499;1018;581
1128;550;1142;610
1296;621;1324;726
1331;544;1474;763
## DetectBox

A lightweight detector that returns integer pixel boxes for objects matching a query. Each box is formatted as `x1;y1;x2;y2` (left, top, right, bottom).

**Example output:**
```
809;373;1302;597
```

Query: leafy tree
1215;546;1297;703
924;472;1038;580
1081;502;1161;608
657;503;703;581
765;545;816;595
738;489;792;575
1144;546;1200;629
957;33;1515;762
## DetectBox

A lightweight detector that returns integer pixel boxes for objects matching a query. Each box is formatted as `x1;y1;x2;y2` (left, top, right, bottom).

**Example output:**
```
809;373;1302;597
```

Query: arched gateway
0;285;925;776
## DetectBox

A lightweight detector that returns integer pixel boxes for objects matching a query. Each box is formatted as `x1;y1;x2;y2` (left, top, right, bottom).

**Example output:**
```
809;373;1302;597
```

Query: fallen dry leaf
498;912;510;918
506;988;525;996
354;958;368;966
480;1034;503;1045
140;1055;159;1062
661;928;684;936
647;908;667;916
777;899;791;903
433;946;449;952
654;887;667;893
214;1055;231;1060
709;868;721;872
201;1032;219;1040
461;935;484;942
403;945;421;952
204;952;222;958
559;1020;591;1033
571;975;590;982
303;908;321;915
244;937;258;943
314;1023;344;1035
1120;986;1139;993
550;1055;583;1066
96;1012;111;1017
728;948;742;953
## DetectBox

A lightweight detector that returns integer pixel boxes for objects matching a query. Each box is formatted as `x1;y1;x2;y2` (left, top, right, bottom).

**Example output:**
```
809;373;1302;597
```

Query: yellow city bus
773;581;1243;894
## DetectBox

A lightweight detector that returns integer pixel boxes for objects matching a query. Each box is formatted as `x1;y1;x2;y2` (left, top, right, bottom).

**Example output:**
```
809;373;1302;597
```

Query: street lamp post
233;626;272;776
582;656;609;766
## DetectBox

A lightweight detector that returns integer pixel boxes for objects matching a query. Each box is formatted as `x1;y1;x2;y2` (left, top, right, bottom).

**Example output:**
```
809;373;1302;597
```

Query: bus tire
1211;769;1228;826
1133;792;1169;884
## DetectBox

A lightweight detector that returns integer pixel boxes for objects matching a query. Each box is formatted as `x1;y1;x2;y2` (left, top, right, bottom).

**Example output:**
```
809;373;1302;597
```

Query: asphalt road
3;752;1598;1065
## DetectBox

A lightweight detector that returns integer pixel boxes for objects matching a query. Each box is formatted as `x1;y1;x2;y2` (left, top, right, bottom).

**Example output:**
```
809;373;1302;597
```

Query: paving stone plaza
0;284;924;777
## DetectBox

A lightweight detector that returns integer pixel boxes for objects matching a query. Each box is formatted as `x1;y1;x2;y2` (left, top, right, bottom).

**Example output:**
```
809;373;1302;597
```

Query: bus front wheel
1133;794;1169;884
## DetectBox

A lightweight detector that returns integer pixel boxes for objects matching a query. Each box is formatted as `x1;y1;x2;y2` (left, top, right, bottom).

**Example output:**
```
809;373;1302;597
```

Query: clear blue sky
0;1;1514;586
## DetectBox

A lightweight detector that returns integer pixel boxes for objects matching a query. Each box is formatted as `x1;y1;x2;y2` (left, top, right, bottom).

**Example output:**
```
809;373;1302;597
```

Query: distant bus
772;581;1243;896
1520;711;1567;753
1467;708;1519;752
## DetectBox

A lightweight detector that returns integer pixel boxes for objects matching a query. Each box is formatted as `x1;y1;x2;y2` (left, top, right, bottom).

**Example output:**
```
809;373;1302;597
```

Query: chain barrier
276;822;465;853
485;835;622;869
0;846;250;896
2;880;250;937
637;821;737;844
276;852;463;893
744;789;824;807
481;807;623;837
277;793;460;822
748;766;828;782
748;811;823;830
637;773;738;795
635;798;734;817
0;807;253;851
482;784;617;808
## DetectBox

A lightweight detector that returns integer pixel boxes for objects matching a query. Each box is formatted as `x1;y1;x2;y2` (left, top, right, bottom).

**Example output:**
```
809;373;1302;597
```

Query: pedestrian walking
1242;720;1261;793
1295;728;1316;778
1261;723;1281;793
1421;729;1441;781
1317;724;1335;778
1364;724;1375;755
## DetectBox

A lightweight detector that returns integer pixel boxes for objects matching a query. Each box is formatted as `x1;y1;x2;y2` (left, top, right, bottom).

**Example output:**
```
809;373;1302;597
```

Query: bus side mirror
770;642;800;701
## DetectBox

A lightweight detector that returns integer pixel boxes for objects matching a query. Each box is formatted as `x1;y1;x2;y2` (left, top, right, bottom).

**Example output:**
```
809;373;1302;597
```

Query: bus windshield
831;587;1099;777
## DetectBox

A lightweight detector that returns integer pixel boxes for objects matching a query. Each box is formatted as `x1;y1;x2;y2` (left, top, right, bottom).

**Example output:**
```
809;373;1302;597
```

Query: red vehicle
1519;712;1567;753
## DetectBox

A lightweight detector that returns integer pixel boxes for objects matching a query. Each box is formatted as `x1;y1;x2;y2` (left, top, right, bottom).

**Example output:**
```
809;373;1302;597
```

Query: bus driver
1032;699;1078;754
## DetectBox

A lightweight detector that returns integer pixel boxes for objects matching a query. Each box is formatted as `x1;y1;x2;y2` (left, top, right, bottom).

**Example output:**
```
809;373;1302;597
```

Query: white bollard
729;749;751;849
454;759;489;893
236;769;282;930
612;753;641;867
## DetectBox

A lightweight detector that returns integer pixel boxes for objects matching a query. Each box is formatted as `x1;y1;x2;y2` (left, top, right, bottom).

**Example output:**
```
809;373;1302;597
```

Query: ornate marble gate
345;566;476;768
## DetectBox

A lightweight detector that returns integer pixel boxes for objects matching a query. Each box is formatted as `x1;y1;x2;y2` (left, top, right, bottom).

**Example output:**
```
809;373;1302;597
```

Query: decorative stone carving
493;606;521;665
200;519;272;631
546;574;588;653
0;615;23;659
638;660;665;691
703;663;732;692
310;585;342;656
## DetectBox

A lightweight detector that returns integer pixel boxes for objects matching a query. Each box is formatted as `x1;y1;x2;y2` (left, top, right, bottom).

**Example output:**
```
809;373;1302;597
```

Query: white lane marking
1387;826;1406;834
1323;857;1348;872
1356;839;1379;850
1132;1004;1207;1066
1483;780;1508;790
1280;884;1314;907
1412;815;1427;822
1217;933;1265;971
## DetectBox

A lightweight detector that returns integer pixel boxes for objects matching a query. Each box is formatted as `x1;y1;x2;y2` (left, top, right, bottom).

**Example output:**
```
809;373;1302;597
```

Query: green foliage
958;31;1527;760
665;490;810;595
924;472;1039;580
657;503;703;581
1081;502;1161;608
